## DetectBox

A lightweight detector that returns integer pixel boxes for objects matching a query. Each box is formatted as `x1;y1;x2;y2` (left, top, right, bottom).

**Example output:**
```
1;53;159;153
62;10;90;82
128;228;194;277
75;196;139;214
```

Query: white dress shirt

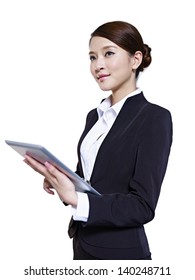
72;88;141;221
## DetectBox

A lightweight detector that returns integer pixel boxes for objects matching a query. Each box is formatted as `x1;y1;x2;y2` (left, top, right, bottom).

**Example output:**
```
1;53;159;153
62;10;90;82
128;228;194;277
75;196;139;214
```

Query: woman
24;21;173;260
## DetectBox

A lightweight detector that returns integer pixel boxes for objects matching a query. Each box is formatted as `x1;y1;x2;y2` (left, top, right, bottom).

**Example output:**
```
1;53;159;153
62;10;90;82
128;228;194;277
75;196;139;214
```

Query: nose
94;57;105;72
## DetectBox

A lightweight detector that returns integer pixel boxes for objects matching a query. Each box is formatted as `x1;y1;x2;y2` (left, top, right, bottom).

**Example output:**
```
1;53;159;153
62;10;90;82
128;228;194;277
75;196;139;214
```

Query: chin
98;85;112;92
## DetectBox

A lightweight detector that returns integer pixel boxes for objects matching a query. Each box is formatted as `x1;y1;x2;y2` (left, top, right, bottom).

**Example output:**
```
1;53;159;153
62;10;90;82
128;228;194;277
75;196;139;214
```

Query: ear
132;51;143;70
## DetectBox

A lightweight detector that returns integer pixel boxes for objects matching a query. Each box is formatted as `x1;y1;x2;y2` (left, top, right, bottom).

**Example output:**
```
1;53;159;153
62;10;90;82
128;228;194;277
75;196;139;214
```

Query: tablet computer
5;140;100;196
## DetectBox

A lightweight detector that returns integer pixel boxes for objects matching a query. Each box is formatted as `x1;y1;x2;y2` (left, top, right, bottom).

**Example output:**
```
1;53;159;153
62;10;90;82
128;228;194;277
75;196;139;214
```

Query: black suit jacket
69;92;172;259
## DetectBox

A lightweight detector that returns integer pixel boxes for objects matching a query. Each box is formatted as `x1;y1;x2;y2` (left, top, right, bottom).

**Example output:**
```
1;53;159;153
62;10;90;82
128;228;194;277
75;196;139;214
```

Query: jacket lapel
77;93;148;182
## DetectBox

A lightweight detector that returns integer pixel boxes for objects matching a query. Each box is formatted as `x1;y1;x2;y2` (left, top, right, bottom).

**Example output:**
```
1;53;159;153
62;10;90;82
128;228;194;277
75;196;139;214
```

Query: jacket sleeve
83;108;173;228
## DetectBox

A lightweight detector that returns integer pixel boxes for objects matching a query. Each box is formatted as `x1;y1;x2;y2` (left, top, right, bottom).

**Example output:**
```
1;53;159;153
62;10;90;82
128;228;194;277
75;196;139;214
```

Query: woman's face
89;36;137;95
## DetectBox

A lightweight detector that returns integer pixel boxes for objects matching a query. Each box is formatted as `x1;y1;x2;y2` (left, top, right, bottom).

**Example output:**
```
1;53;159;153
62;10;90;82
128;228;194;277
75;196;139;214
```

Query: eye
89;55;96;61
105;51;115;57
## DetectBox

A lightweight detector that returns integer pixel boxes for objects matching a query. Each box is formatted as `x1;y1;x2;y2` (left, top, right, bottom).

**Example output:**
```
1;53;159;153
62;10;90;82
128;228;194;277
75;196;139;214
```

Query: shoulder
86;108;97;121
131;93;173;137
141;100;173;144
146;101;172;120
84;108;98;130
85;98;106;122
124;92;172;122
136;92;172;121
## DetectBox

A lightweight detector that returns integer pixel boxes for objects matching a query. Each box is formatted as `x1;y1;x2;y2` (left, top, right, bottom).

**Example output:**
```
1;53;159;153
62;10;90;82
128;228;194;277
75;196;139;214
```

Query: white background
0;0;194;279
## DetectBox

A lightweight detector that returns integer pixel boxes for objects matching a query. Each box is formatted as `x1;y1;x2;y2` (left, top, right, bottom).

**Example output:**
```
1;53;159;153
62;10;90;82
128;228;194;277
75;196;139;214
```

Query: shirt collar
97;88;141;118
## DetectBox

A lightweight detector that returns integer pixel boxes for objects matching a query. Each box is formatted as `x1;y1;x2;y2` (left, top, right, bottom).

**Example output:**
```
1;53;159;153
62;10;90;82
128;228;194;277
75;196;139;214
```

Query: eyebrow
89;45;118;55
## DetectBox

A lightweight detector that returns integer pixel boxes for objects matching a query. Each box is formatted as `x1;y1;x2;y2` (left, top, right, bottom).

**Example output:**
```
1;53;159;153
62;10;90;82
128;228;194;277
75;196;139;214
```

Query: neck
111;86;137;105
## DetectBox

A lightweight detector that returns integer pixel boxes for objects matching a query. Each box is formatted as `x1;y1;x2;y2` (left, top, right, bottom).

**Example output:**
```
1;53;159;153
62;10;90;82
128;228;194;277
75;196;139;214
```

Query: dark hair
90;21;152;78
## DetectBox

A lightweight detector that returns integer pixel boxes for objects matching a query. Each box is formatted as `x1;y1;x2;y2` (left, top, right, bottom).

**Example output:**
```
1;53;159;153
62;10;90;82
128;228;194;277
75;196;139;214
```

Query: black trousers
73;236;152;260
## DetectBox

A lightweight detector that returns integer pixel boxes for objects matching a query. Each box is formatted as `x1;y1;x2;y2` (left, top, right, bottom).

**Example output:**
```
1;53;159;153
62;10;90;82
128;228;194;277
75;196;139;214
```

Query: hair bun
142;44;152;69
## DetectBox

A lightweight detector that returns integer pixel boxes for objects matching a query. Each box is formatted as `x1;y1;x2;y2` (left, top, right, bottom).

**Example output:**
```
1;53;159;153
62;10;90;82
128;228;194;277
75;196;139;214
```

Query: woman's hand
24;155;78;207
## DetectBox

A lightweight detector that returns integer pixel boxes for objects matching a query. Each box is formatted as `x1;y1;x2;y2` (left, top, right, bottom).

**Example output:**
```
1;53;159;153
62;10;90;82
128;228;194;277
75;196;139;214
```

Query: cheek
116;59;132;74
109;58;124;71
90;64;96;77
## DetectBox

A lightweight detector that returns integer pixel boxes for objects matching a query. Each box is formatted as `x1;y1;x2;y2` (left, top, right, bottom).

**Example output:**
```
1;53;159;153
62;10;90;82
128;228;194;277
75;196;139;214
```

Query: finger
43;185;55;195
24;155;46;175
43;179;55;195
44;161;57;174
44;162;63;184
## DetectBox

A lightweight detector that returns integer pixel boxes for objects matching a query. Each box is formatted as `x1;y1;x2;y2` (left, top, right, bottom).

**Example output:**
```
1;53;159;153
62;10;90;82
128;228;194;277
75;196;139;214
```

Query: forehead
89;36;118;52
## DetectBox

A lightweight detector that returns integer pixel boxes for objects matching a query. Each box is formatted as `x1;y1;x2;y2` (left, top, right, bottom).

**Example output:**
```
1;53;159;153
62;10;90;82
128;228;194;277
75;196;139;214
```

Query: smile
97;74;110;81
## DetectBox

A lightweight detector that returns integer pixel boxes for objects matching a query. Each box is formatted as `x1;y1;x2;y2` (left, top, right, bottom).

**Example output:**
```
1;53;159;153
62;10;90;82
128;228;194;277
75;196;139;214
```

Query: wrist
70;192;78;207
61;191;78;207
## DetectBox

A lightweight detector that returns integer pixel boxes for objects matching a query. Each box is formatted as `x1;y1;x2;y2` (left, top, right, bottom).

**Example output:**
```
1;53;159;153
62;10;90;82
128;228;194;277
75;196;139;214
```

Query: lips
97;74;110;81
